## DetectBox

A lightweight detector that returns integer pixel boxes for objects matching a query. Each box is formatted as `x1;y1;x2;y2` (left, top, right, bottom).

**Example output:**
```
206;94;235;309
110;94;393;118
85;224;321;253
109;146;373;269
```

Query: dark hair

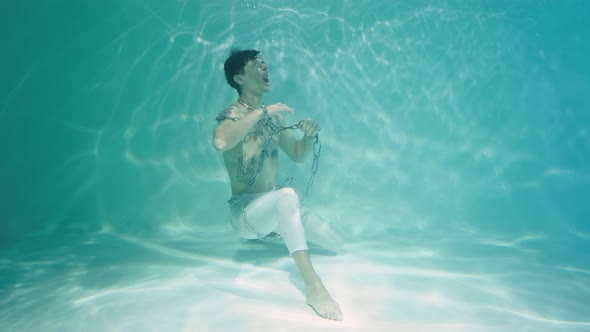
223;48;260;94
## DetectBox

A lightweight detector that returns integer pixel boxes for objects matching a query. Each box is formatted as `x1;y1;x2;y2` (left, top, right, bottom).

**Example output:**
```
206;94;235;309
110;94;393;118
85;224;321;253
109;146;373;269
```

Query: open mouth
263;75;270;84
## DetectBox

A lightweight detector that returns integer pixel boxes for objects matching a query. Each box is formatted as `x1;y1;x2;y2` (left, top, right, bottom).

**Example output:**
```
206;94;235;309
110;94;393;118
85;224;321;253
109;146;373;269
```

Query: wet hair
223;48;260;94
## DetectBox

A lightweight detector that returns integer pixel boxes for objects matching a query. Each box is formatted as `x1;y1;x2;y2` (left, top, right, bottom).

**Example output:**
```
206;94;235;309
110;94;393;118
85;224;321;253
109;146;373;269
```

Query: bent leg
237;188;342;320
241;187;308;254
275;187;308;254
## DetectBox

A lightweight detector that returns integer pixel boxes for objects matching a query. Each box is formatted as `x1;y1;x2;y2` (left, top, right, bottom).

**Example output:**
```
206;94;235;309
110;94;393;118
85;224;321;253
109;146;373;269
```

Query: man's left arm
278;116;320;163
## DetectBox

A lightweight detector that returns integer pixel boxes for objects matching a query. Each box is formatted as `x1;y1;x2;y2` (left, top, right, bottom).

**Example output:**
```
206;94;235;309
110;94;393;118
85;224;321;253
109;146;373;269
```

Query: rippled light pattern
1;0;589;331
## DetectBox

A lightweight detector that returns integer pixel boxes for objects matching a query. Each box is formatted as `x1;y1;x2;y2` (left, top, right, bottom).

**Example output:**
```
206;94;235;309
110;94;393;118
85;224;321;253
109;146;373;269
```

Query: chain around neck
237;98;264;112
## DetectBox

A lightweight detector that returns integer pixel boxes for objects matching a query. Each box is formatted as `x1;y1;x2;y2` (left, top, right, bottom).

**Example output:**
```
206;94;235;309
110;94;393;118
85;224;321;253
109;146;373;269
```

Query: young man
212;49;342;321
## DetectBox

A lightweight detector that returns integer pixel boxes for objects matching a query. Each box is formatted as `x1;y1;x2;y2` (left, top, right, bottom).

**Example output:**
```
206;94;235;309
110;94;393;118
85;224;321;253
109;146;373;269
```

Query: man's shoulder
216;103;243;122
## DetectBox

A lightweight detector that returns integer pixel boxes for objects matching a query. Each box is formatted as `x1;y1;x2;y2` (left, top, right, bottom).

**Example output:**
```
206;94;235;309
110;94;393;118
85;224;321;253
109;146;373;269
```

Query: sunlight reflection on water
1;0;589;331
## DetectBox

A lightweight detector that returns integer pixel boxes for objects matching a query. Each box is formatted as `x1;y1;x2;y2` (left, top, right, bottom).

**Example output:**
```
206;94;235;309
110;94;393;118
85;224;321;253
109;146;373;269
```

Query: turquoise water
1;0;589;331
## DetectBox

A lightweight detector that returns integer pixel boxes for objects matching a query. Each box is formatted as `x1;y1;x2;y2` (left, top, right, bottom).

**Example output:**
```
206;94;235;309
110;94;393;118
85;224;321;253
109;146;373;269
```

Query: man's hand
299;118;321;138
266;103;294;116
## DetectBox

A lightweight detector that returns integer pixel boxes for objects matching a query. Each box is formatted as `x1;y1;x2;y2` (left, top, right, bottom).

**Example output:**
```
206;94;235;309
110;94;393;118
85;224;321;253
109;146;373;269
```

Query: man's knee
277;187;299;208
278;187;298;199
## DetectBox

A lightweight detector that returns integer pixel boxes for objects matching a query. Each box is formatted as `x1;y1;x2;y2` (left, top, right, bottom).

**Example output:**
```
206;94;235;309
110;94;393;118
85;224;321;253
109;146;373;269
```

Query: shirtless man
212;49;342;321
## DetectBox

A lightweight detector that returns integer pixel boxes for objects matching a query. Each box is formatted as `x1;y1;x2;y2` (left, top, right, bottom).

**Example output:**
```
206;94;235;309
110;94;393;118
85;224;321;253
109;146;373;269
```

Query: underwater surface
1;0;589;331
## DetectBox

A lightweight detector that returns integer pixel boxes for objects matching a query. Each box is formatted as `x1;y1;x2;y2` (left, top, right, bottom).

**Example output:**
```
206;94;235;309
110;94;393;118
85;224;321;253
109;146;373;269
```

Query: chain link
302;135;321;202
278;120;304;132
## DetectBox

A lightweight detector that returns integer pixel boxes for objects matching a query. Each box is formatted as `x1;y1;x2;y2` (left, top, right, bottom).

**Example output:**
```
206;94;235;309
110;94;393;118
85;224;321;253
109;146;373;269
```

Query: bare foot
306;281;342;321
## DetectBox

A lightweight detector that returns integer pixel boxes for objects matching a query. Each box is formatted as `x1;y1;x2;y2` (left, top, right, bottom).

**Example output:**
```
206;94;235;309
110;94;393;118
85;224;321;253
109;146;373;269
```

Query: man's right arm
212;106;266;152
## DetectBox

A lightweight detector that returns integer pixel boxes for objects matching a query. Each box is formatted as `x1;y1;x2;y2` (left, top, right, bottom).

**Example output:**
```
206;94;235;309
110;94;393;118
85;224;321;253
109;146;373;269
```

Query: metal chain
228;118;321;205
228;134;271;205
227;104;322;238
302;135;321;202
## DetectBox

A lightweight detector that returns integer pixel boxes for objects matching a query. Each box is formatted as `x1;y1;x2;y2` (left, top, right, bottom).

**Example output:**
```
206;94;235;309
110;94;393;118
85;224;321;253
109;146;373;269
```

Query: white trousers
229;187;343;254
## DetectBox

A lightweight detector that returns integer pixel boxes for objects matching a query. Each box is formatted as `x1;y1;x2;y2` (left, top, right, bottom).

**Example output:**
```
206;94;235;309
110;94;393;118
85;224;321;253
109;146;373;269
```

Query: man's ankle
305;277;324;290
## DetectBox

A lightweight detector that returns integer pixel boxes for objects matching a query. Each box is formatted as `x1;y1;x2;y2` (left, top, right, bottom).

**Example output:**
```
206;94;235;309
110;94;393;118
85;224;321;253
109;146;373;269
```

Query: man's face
240;54;270;93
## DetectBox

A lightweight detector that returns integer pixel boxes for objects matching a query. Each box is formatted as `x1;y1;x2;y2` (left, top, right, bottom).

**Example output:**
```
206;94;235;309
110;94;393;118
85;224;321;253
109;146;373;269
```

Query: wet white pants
229;187;342;254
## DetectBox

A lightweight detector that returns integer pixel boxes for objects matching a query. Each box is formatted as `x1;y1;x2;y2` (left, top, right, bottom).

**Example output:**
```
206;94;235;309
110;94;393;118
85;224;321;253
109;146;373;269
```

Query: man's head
224;48;270;95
